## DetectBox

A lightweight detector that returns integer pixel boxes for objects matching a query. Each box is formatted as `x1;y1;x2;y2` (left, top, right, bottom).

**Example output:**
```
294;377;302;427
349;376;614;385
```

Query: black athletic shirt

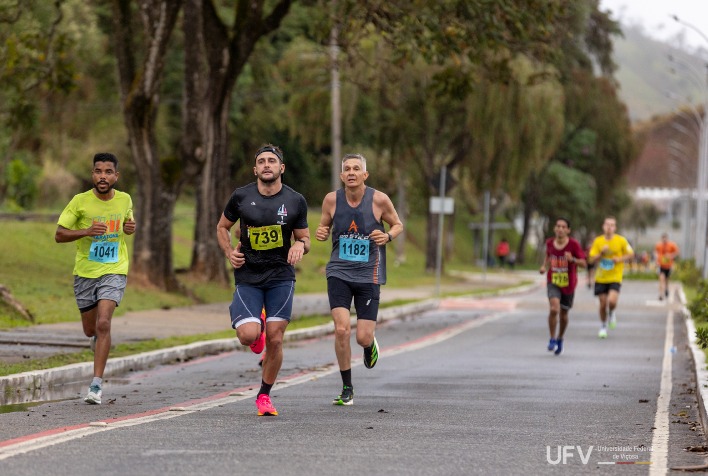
223;182;308;285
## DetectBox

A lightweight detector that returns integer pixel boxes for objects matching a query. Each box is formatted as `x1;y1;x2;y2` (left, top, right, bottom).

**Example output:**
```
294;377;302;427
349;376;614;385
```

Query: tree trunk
181;0;227;282
124;114;182;291
111;0;183;292
190;104;232;282
186;0;293;283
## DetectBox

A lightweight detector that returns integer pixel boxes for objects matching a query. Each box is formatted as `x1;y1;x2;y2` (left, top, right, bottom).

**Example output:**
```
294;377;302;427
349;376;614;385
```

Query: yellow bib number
551;272;569;288
249;225;283;250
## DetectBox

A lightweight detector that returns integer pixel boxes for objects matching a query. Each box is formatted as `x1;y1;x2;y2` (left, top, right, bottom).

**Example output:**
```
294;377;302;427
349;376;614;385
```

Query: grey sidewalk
0;271;537;404
0;271;527;361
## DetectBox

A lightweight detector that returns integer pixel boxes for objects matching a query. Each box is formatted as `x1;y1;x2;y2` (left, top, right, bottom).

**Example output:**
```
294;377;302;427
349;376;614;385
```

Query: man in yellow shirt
588;216;634;339
55;153;136;404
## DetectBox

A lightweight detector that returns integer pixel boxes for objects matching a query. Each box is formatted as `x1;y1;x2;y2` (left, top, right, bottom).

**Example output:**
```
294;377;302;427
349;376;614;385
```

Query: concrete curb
0;282;534;405
0;299;441;405
680;287;708;436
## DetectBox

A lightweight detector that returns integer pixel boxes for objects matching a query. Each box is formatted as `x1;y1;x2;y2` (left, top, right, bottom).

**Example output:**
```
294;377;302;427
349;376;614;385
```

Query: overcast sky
600;0;708;50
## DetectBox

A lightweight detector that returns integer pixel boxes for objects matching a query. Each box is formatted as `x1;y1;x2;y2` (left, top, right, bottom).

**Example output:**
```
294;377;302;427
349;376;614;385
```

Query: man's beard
258;172;280;184
94;182;115;195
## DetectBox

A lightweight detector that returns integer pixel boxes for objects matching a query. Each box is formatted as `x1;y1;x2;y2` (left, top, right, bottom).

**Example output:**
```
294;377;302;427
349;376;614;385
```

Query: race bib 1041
89;240;119;263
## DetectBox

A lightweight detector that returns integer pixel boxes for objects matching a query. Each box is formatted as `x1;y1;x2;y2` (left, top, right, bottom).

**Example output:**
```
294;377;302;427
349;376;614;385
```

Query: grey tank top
326;187;386;284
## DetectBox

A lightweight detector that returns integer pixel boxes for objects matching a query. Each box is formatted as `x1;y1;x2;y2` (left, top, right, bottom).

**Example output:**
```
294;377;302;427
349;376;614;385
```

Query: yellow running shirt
57;190;133;278
589;234;633;284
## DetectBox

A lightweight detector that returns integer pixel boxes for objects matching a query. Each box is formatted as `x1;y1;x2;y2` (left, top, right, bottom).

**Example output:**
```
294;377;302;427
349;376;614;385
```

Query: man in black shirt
217;144;310;416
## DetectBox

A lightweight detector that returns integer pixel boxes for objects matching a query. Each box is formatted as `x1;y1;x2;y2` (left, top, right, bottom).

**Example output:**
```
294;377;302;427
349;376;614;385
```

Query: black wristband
387;233;393;243
296;238;306;245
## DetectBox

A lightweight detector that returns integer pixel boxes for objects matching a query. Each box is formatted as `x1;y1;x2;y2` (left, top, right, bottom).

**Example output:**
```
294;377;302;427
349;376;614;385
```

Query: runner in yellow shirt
55;153;136;404
588;216;634;339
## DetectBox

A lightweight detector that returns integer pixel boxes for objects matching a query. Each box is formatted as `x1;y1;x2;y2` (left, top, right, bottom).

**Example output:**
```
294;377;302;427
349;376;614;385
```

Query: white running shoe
598;327;608;339
84;385;102;405
89;336;97;352
609;312;617;330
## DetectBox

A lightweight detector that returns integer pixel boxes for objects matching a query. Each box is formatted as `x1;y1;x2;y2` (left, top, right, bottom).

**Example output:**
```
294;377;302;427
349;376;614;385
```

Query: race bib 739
249;225;284;250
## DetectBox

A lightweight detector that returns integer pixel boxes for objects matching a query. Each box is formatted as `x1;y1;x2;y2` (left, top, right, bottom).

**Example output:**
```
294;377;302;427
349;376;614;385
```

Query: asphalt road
0;280;706;475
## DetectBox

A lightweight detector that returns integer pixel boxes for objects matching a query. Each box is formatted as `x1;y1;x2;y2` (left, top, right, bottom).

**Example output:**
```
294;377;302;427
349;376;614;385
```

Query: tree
0;0;76;204
535;162;597;238
517;0;633;262
184;0;294;283
108;0;184;291
324;1;572;272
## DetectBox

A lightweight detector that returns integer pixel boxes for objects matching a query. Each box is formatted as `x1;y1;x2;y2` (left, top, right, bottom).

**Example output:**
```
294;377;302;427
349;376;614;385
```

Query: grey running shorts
547;283;574;310
73;274;128;313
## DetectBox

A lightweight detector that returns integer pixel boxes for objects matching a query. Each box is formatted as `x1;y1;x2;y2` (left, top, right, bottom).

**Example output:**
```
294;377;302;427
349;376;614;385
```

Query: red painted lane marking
439;298;516;311
0;313;499;452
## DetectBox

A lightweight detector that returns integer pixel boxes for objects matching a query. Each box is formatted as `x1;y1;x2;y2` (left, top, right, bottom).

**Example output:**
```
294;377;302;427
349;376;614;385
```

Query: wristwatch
296;239;306;245
387;233;393;243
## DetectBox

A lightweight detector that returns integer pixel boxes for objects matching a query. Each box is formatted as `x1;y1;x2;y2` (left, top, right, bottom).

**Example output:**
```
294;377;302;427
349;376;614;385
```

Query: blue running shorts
229;280;294;329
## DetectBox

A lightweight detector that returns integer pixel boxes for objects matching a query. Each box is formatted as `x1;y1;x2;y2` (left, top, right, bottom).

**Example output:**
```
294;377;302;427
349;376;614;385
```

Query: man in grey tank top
315;153;404;406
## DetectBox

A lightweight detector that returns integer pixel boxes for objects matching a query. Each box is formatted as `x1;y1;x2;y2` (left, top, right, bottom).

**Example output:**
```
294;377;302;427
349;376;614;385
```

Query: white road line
649;310;674;475
0;314;500;461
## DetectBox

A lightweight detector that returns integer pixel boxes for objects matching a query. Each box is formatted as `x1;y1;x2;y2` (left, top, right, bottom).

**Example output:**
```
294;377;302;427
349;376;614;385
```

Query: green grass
0;203;526;376
0;313;333;377
0;202;490;328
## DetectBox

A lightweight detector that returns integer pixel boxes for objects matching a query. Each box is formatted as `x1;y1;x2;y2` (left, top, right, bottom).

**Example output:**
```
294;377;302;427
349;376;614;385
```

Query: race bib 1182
339;237;369;262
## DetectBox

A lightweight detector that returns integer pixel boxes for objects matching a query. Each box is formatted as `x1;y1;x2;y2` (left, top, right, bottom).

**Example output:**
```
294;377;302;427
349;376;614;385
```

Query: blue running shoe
554;339;563;355
547;338;557;352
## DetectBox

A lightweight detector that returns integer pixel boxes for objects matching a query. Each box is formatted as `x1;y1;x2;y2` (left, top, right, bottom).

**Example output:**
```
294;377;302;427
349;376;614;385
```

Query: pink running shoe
255;394;278;416
250;308;266;354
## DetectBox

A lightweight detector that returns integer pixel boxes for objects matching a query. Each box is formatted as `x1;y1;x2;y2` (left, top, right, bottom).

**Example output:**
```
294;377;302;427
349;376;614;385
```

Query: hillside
613;25;706;123
613;25;705;189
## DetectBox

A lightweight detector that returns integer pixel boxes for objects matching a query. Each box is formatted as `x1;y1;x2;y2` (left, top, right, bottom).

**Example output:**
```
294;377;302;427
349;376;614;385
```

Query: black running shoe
333;386;354;406
363;337;379;369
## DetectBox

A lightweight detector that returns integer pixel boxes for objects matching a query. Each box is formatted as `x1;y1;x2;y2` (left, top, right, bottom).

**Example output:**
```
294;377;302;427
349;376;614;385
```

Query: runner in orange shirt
654;233;679;301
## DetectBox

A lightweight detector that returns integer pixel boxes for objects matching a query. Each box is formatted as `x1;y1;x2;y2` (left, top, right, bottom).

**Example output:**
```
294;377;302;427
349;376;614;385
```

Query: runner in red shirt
539;218;586;355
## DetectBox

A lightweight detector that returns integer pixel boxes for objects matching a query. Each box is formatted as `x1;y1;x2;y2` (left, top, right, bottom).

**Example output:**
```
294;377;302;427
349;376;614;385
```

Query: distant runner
588;216;634;339
654;233;679;301
539;218;586;355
